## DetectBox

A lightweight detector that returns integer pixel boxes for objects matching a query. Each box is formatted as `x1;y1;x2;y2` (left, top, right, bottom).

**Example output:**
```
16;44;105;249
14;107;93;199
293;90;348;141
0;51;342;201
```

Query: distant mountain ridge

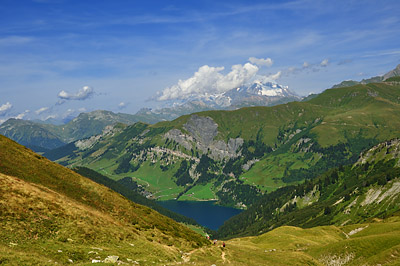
0;81;301;151
2;64;399;152
0;110;141;151
331;64;400;89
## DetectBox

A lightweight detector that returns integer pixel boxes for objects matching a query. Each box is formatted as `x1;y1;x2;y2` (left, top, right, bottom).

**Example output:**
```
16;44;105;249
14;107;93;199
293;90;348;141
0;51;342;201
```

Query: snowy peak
240;81;294;97
143;81;302;122
223;80;300;107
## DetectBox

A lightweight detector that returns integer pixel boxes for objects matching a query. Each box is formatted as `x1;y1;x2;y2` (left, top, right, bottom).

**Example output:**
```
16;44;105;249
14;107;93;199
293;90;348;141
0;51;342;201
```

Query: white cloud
257;71;282;83
118;102;127;109
58;86;94;101
248;57;273;67
320;59;329;67
157;63;258;101
303;62;310;68
35;106;49;115
0;102;12;115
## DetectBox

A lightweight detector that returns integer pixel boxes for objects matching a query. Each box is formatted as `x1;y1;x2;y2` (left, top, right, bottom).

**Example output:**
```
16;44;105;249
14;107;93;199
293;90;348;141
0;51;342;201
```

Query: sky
1;0;400;123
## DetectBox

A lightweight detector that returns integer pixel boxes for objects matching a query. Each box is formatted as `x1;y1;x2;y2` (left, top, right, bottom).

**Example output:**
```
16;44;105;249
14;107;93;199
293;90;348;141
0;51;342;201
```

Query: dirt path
221;250;227;263
179;245;230;265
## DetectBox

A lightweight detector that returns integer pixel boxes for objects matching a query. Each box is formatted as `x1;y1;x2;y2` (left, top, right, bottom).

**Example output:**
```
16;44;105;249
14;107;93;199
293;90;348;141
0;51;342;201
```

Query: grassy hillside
0;135;209;265
164;217;400;265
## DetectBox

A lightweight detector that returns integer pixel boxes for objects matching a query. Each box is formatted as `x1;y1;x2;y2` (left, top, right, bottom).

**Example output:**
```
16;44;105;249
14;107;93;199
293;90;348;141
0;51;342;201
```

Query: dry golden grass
0;135;209;264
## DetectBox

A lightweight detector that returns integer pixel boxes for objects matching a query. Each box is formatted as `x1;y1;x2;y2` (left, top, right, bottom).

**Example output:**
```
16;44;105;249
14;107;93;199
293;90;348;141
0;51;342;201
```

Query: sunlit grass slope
0;135;209;265
182;218;400;265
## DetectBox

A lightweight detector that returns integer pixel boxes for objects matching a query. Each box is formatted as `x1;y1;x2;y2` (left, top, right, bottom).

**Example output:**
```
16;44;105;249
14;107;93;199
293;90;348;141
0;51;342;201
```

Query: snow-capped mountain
224;80;301;107
161;80;300;109
140;81;302;121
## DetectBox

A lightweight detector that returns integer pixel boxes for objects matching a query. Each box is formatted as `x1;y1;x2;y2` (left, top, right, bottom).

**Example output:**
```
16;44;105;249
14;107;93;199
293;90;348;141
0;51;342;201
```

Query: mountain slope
217;139;400;239
0;110;141;151
0;135;209;265
331;63;400;89
50;81;400;209
0;118;64;151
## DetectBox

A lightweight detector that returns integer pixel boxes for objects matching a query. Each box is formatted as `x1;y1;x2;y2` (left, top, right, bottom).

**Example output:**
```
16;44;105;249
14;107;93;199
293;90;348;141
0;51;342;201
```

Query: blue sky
1;0;400;123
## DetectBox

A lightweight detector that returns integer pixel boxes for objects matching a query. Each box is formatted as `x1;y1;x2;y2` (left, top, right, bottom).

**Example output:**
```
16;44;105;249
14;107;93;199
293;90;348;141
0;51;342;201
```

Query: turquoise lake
158;200;243;231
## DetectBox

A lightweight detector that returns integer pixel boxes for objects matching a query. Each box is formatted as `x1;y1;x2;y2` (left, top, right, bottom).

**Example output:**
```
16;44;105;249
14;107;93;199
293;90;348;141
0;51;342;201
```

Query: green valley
50;81;400;209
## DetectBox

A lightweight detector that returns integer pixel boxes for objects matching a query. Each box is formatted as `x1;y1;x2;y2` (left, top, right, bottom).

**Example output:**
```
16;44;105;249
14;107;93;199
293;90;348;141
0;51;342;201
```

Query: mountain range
0;81;301;152
3;65;399;153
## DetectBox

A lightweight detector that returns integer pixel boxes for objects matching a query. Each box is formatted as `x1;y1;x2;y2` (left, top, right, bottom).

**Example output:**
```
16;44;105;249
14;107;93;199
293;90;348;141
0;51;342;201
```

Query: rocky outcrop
165;115;243;160
183;115;218;147
357;139;400;166
164;129;194;151
383;64;400;80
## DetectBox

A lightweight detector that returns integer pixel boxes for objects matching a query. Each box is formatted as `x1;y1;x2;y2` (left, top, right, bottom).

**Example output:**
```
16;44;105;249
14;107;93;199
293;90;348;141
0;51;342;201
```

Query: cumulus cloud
248;57;273;67
157;63;258;101
118;102;127;109
0;102;12;115
58;86;94;101
257;71;282;83
303;62;310;68
320;59;329;67
35;106;49;115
